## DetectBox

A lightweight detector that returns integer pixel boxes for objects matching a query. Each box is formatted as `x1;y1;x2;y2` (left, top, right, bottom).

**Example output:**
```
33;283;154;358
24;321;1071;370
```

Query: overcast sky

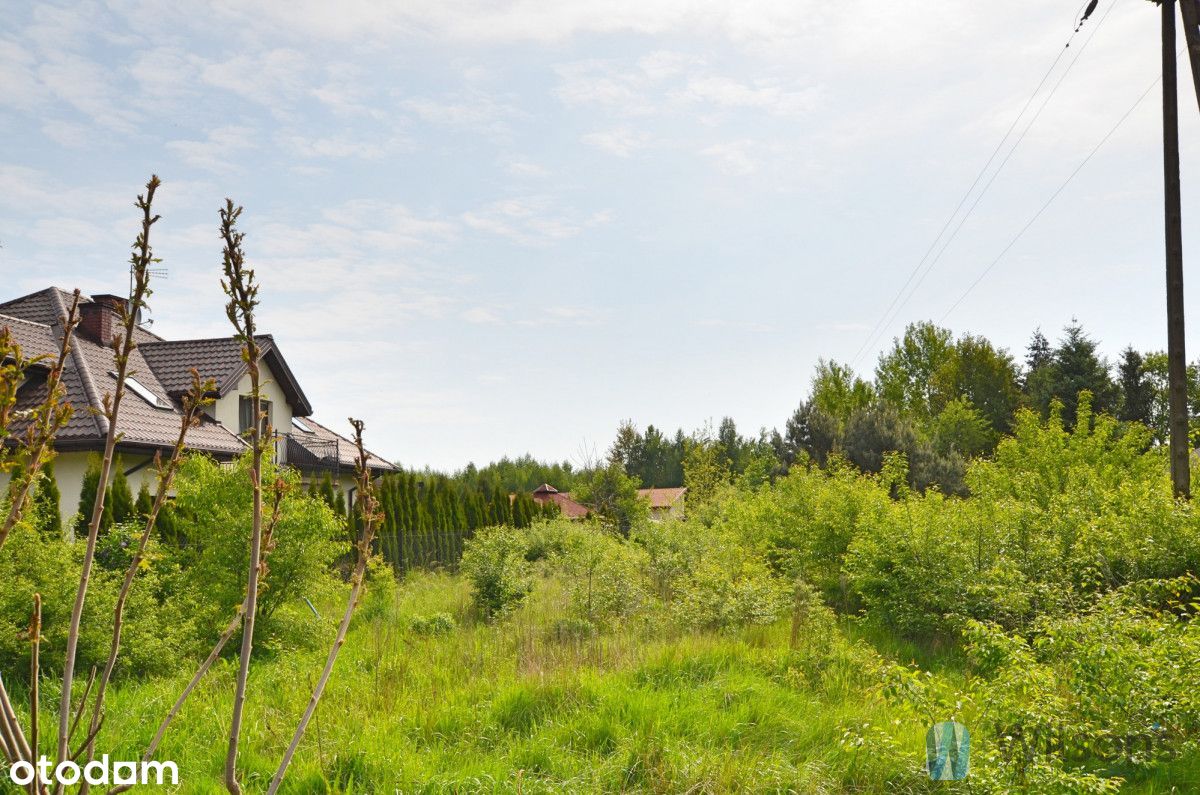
2;0;1199;470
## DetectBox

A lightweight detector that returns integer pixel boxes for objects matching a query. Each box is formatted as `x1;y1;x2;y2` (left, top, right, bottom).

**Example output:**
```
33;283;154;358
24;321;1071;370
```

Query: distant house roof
0;286;390;471
638;487;687;509
530;484;591;519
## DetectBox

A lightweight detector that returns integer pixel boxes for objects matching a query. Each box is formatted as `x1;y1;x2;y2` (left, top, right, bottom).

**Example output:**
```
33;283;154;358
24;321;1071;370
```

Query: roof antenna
128;263;168;297
128;264;167;325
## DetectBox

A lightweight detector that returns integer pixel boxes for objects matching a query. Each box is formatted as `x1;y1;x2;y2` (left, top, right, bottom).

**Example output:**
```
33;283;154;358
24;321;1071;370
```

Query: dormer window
239;396;273;436
110;371;171;409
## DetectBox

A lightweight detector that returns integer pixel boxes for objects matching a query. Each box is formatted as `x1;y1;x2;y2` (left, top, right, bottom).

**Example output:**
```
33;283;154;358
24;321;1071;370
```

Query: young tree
33;461;62;538
220;198;267;795
574;461;647;537
108;456;135;525
1117;347;1155;426
875;321;955;421
134;480;153;519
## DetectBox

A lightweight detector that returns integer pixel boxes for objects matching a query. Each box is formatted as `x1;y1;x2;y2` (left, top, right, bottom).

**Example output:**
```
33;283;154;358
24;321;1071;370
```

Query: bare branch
219;199;267;795
0;290;81;551
108;480;286;795
55;176;160;793
266;419;381;794
78;371;215;788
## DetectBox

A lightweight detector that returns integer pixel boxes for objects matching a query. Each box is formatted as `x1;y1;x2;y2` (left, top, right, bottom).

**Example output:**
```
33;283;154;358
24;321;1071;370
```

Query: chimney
79;294;126;344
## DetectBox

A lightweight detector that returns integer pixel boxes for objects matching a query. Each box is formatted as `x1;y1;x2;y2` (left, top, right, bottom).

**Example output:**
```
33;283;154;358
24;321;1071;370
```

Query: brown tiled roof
1;287;253;457
638;487;687;509
286;416;397;474
140;335;313;415
0;314;58;361
531;486;592;519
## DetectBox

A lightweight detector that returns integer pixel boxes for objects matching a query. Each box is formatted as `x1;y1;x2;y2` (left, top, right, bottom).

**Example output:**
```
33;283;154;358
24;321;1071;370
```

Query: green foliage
108;455;136;525
931;396;996;457
409;612;457;636
1025;323;1119;427
557;524;650;627
875;321;955;422
164;453;345;639
0;522;187;679
75;453;111;534
31;460;62;537
459;526;533;619
134;479;153;519
573;461;648;537
810;358;875;427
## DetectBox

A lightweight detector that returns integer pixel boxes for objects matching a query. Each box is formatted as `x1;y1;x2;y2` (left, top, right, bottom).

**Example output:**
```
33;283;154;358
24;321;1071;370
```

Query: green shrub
410;612;456;636
460;526;532;619
558;524;650;627
162;453;346;642
0;522;189;679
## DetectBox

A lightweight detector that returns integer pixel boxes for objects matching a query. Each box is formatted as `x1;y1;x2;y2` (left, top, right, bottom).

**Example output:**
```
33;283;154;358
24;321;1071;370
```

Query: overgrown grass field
86;572;914;793
55;566;1191;794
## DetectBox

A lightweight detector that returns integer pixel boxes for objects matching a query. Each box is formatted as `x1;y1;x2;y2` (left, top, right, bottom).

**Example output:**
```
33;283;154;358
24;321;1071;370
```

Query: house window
239;396;272;436
110;371;171;409
291;416;315;434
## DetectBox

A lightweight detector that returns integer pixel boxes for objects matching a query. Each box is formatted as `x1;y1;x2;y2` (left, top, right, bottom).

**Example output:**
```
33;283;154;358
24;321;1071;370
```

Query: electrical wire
939;69;1164;322
848;0;1119;369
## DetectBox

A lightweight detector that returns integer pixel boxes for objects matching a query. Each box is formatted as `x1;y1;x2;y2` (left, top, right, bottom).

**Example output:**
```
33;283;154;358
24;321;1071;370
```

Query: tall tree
1117;347;1155;426
875;321;955;421
934;333;1021;436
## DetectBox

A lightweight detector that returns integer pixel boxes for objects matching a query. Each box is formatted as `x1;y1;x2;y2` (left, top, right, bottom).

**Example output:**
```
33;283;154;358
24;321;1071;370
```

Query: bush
0;522;189;679
557;525;650;627
162;453;346;643
460;526;532;619
409;612;456;636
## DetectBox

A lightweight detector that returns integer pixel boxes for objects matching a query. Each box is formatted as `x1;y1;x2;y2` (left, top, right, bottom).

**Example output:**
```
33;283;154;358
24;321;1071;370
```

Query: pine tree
135;481;154;519
108;457;135;525
33;461;63;538
1118;347;1155;426
76;454;108;534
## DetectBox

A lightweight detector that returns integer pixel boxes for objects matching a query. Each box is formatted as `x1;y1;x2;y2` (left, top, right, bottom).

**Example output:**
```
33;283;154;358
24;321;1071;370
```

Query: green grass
7;570;1196;793
42;571;924;793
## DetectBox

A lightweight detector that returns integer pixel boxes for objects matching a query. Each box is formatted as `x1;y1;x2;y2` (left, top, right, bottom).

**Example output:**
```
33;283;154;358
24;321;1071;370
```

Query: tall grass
21;570;924;794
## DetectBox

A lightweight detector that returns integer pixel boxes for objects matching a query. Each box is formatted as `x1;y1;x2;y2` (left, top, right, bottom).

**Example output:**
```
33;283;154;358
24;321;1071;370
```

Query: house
0;287;396;533
530;482;686;521
638;487;686;521
530;483;592;519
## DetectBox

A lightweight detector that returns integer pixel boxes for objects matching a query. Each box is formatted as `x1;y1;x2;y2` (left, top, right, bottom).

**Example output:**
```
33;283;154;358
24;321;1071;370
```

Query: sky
2;0;1199;470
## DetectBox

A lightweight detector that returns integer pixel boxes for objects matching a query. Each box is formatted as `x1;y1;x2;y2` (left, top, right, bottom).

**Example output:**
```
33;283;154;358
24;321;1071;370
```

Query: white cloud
462;307;501;324
41;120;92;148
279;132;410;160
700;140;758;175
581;127;652;157
674;75;820;116
505;159;551;178
166;125;258;173
0;40;42;110
462;197;611;246
200;48;310;112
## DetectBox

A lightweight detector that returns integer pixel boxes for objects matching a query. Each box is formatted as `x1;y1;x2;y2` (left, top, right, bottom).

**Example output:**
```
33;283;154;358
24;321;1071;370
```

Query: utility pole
1163;0;1191;499
1181;0;1200;111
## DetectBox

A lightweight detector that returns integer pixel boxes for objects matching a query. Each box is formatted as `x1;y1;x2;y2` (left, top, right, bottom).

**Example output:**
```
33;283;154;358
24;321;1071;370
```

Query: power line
939;70;1163;322
848;0;1119;369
